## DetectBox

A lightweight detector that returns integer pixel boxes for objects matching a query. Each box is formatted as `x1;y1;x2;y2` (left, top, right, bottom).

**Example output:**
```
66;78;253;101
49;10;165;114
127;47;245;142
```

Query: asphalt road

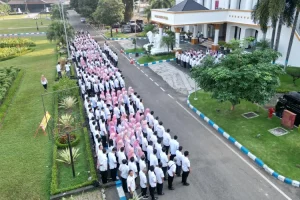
68;10;300;200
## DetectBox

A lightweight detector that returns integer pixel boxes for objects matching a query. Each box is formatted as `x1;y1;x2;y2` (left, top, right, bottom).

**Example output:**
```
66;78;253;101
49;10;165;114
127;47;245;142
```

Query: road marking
141;70;145;74
149;78;154;81
168;94;174;99
145;74;148;77
174;101;292;200
160;87;165;92
137;67;140;69
154;82;159;86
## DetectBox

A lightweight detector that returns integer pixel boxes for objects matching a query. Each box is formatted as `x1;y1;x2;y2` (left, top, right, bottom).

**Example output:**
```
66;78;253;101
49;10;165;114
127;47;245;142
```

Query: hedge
0;69;25;123
0;48;34;62
55;133;80;149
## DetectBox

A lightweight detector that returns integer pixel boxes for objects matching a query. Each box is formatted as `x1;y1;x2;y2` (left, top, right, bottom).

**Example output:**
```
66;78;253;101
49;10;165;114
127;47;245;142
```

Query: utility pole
59;0;70;59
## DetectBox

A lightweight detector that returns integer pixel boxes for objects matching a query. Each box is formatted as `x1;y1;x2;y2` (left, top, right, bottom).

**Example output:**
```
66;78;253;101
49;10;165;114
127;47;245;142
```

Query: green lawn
277;74;300;92
189;91;300;180
137;53;175;64
0;14;49;20
0;37;56;200
104;31;131;38
0;27;48;34
0;18;51;29
125;47;145;53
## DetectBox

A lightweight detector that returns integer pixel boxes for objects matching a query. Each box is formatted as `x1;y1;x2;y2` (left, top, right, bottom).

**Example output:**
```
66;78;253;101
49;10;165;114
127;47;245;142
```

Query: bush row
0;67;20;104
0;38;36;48
0;47;33;61
0;68;24;123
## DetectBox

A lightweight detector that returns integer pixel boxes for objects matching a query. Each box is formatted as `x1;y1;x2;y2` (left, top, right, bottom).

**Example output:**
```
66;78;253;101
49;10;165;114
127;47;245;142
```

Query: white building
151;0;300;67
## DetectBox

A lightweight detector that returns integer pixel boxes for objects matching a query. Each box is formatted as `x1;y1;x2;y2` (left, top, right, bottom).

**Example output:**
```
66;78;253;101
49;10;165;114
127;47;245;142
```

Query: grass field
189;91;300;180
125;47;145;53
0;14;49;20
0;27;48;34
137;53;175;64
0;18;51;29
0;37;56;200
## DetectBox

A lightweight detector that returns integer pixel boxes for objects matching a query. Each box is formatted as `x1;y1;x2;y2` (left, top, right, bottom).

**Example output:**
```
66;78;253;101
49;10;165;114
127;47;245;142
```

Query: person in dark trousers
148;165;158;200
99;148;108;184
119;159;129;193
155;162;165;195
182;151;191;186
108;147;117;181
167;156;176;190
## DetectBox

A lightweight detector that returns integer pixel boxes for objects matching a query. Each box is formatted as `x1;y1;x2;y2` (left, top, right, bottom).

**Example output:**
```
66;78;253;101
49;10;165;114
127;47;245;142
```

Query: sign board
154;15;168;20
281;109;296;129
34;111;51;137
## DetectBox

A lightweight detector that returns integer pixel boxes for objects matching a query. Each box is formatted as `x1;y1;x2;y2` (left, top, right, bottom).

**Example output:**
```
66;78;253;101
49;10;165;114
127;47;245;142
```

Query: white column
230;0;237;9
175;32;180;48
239;27;246;47
245;0;253;10
225;25;232;42
159;27;163;37
203;24;208;38
224;0;229;9
193;25;198;38
211;0;216;10
205;0;212;9
214;28;220;45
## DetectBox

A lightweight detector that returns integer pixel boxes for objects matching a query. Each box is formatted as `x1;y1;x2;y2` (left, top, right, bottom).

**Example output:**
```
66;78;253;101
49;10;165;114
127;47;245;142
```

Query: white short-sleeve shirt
182;156;190;172
154;167;165;184
119;164;129;179
148;171;157;187
127;175;136;192
139;171;147;188
167;161;176;177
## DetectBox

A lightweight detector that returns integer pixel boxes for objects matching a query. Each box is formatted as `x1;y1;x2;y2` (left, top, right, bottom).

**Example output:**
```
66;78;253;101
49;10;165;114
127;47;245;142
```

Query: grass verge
104;31;130;38
137;53;175;64
0;37;56;200
0;69;25;124
189;91;300;180
125;47;145;53
0;18;51;29
0;27;48;34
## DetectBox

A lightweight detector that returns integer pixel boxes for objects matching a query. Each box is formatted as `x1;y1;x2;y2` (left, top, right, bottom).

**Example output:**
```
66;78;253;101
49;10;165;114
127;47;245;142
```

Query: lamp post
67;132;76;177
59;0;70;59
194;80;198;100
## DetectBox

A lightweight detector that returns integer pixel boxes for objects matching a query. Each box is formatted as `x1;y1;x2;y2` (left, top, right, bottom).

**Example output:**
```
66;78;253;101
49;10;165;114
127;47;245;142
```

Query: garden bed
137;53;175;64
50;79;97;195
125;47;145;54
189;91;300;180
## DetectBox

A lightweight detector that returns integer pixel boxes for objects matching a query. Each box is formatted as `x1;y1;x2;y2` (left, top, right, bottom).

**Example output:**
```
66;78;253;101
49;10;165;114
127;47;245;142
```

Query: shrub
0;47;32;61
143;24;156;33
55;133;80;149
59;114;74;131
136;32;147;37
0;38;36;48
56;147;80;165
286;66;300;86
59;96;78;110
53;77;79;98
0;67;19;104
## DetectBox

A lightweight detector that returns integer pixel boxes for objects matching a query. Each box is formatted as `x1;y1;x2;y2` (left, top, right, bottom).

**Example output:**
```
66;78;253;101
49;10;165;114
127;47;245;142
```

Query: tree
286;66;300;85
92;0;124;37
46;20;75;45
191;49;283;110
77;0;98;18
123;0;138;22
144;6;151;22
0;4;11;15
143;24;156;33
70;0;79;10
150;0;171;9
50;4;68;20
161;35;174;52
285;0;300;69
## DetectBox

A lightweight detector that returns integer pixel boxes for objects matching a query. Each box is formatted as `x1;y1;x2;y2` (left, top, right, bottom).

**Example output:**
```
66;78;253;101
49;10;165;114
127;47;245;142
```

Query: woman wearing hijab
41;75;48;91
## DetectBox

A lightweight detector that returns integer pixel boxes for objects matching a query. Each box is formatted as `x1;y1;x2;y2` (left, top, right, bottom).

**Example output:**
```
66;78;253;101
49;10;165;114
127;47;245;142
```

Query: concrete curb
103;35;148;41
50;185;97;200
0;32;46;37
136;58;176;67
124;52;145;55
186;94;300;187
115;180;126;200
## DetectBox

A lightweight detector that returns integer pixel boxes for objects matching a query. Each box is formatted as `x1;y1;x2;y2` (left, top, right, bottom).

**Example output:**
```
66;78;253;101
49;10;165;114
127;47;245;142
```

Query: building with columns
151;0;300;67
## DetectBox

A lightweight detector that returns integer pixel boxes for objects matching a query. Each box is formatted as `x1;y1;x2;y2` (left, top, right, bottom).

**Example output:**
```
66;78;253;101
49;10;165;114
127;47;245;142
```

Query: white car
80;18;86;23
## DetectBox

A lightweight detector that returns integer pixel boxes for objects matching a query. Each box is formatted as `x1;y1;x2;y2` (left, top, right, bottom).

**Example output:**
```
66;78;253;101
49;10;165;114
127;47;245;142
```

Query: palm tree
285;0;300;69
144;6;151;22
161;34;175;52
150;0;171;9
252;0;270;40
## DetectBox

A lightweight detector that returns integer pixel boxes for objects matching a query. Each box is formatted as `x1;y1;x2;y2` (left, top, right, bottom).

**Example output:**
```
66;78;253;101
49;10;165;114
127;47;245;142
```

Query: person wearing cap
139;167;149;199
127;170;136;198
167;156;176;190
119;159;129;193
182;151;191;186
155;162;165;195
108;147;118;181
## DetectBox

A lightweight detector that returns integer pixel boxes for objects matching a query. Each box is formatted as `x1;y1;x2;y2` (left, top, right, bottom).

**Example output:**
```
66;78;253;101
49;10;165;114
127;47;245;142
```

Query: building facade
151;0;300;67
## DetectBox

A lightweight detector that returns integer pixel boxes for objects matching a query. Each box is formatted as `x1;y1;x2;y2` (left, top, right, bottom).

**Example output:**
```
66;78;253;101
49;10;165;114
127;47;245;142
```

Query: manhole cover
268;127;289;136
242;112;259;119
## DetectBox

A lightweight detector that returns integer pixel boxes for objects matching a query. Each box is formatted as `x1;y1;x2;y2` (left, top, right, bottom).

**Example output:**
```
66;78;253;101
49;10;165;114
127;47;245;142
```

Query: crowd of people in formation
70;32;191;200
175;49;225;68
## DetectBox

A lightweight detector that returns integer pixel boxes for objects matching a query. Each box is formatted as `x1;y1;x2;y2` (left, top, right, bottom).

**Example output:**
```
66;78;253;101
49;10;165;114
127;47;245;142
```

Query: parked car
121;25;132;33
112;22;120;28
136;19;144;24
275;91;300;126
129;20;136;26
80;17;86;23
130;24;142;33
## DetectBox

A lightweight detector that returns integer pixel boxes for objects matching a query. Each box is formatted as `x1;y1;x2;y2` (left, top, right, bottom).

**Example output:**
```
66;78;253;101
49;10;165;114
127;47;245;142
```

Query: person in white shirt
56;62;62;78
139;99;145;113
40;75;48;91
139;168;149;199
160;148;168;180
108;147;117;181
98;148;108;184
155;163;165;195
167;157;176;190
119;159;129;193
175;146;183;177
139;155;147;172
65;61;71;77
128;157;138;179
127;170;136;199
99;118;107;147
146;141;153;167
117;147;126;167
148;166;158;200
170;135;179;161
182;151;191;186
149;149;158;167
156;121;165;141
156;139;162;161
163;129;171;155
141;134;148;159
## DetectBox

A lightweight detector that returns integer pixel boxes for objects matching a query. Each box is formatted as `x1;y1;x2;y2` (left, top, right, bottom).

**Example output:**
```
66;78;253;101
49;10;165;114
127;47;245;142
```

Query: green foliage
227;39;241;50
191;49;284;110
0;68;23;122
59;114;75;130
51;4;68;20
53;77;79;98
59;96;78;110
0;38;35;48
136;31;147;37
150;0;171;8
56;147;80;165
144;6;152;22
55;133;80;149
161;34;175;52
0;4;11;15
218;41;226;47
286;66;300;85
0;47;33;61
143;24;156;33
132;38;137;50
256;39;271;50
123;0;134;22
46;20;75;45
146;44;153;57
92;0;124;27
77;0;98;18
0;67;19;104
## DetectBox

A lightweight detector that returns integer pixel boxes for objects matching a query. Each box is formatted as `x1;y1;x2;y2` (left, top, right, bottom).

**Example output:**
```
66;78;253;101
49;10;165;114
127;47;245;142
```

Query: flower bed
0;38;36;48
50;78;97;195
0;47;33;61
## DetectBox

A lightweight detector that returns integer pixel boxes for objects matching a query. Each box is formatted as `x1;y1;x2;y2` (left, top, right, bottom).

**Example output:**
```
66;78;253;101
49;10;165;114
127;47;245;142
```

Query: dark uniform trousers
121;177;128;193
110;167;117;181
100;170;108;184
182;170;190;184
176;164;181;176
157;182;163;195
149;186;156;200
141;187;147;196
168;175;174;189
162;166;168;179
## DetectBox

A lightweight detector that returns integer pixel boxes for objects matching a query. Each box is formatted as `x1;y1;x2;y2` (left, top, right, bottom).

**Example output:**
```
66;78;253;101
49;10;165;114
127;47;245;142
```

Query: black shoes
183;182;190;186
168;187;175;190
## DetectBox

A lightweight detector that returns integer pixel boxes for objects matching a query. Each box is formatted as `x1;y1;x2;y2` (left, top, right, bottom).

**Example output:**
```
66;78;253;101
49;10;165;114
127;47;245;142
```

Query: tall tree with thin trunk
150;0;171;9
285;0;300;69
252;0;270;40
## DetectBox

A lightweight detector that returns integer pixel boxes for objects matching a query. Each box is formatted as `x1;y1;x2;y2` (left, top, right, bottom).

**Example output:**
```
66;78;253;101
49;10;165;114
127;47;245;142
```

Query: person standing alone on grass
41;75;48;91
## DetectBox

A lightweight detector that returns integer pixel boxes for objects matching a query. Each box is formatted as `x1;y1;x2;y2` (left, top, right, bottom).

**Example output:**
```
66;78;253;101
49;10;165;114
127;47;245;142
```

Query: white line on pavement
149;78;154;81
174;101;292;200
145;74;148;77
168;94;174;99
154;82;159;86
137;67;140;69
141;70;145;74
160;87;165;92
